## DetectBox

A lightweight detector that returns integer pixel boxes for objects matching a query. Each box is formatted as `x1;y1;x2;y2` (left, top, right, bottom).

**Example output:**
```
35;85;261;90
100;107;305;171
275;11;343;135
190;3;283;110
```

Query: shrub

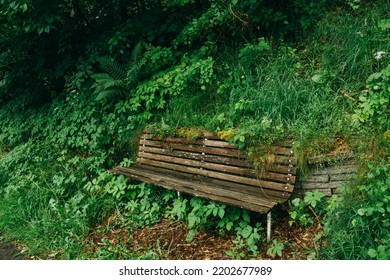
322;162;390;259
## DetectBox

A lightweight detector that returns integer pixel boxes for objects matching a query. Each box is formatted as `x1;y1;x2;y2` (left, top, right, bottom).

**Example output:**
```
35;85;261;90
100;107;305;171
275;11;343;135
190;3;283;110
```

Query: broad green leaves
353;65;390;129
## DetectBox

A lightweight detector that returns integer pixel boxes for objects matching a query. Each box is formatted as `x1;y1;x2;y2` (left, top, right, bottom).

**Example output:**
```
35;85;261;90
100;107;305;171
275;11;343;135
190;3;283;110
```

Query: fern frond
91;43;145;102
130;42;144;68
91;73;114;82
98;57;127;80
96;89;126;101
125;42;145;86
101;79;127;90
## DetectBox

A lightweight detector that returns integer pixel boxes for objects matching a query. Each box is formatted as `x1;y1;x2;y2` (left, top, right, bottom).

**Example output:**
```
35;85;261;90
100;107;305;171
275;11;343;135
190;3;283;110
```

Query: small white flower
374;51;388;60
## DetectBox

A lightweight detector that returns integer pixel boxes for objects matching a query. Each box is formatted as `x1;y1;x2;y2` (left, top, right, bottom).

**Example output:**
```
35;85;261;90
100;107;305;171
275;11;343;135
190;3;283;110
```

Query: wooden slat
140;139;246;158
138;151;296;184
140;145;297;175
299;181;345;190
138;151;248;176
139;145;251;167
275;147;294;156
132;164;290;202
143;135;237;149
310;164;357;175
136;158;293;193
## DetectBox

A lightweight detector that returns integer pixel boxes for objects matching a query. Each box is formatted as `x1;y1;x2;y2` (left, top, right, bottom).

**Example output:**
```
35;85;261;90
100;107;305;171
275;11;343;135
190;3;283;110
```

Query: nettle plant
288;190;326;227
165;196;264;255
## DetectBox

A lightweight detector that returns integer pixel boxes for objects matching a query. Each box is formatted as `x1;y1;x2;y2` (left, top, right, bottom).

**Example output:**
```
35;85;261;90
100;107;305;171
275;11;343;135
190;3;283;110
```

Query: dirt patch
0;241;24;260
132;219;236;260
85;209;323;260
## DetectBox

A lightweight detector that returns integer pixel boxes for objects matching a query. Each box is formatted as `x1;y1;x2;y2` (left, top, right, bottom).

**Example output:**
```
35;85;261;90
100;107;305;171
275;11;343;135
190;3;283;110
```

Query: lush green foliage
0;142;115;258
266;240;285;258
288;190;326;227
353;64;390;129
1;0;389;259
322;162;390;260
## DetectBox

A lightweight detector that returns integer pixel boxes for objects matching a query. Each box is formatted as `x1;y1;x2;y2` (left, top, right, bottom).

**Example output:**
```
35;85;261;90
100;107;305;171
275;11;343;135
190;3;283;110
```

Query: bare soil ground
86;209;323;260
0;241;23;260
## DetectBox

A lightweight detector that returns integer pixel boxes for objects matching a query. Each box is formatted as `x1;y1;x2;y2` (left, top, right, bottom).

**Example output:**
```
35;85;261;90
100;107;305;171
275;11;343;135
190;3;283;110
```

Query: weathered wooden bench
110;130;297;217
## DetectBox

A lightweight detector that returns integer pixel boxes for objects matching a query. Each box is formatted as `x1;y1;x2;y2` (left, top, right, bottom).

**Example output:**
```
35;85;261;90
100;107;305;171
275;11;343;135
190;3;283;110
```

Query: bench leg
267;211;272;242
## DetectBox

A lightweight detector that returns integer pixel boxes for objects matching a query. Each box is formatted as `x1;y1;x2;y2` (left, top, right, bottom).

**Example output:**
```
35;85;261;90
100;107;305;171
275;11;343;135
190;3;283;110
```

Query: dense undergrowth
0;0;389;259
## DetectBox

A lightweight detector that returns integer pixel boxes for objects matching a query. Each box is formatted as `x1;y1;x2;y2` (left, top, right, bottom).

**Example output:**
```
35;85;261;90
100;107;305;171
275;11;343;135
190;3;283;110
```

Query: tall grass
161;0;389;154
0;142;114;258
321;162;390;259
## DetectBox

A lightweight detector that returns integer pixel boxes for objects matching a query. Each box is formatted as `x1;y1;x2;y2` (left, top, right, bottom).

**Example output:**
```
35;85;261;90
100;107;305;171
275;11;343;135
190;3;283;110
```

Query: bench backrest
136;131;296;206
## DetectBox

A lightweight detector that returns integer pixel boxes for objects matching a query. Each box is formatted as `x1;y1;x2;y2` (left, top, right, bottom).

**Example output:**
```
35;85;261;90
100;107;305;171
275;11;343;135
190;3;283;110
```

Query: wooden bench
110;130;297;214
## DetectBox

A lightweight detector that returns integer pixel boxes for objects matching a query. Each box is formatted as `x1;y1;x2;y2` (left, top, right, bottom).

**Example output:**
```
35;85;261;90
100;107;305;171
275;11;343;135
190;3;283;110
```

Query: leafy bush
288;190;326;227
0;142;113;258
164;195;264;255
266;239;285;258
353;64;390;129
322;162;390;259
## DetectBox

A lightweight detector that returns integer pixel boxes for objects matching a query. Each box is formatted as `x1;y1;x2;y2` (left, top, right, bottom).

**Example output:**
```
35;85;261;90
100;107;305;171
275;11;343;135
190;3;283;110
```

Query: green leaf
213;207;218;217
226;221;233;231
367;72;382;82
240;225;253;239
186;229;197;242
367;248;378;258
291;198;301;207
218;208;225;219
311;73;327;84
188;214;198;228
242;212;250;223
289;210;297;220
